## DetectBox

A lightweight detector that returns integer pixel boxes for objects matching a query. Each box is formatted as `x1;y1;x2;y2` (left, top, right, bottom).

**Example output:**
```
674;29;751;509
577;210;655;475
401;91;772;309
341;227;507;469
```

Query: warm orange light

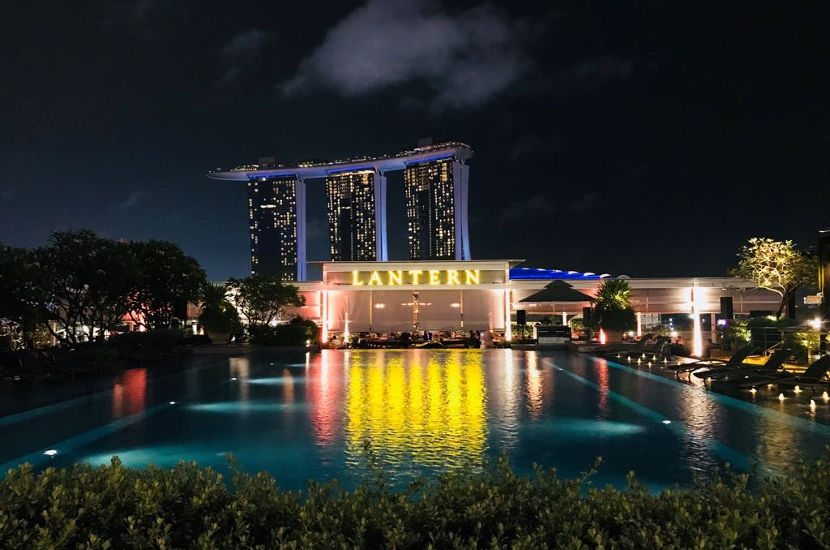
599;329;607;345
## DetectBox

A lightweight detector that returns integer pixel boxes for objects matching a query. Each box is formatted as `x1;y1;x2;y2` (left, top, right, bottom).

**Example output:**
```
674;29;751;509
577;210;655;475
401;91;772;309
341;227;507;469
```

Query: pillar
691;286;703;357
453;161;471;260
374;171;388;261
636;312;642;338
295;178;307;281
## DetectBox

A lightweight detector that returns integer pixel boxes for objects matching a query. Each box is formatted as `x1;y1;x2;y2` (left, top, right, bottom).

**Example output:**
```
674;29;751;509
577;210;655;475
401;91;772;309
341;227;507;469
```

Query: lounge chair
762;355;830;390
671;345;754;375
699;348;790;385
594;333;653;356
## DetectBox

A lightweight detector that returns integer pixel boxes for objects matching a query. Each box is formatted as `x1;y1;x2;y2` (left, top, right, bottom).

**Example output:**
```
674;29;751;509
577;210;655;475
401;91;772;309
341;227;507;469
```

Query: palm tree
594;279;632;310
593;279;635;338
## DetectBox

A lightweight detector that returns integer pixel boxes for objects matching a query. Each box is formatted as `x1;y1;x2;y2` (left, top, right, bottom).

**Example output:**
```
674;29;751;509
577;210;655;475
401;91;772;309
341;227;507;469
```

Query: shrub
3;455;830;548
248;317;319;346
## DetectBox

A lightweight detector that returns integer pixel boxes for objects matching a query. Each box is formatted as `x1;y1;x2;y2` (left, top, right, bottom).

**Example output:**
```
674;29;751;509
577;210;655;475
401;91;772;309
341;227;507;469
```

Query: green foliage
4;455;830;548
248;317;319;346
593;279;636;332
198;284;242;342
782;330;821;364
594;279;632;310
718;319;750;351
226;275;305;326
125;240;207;330
1;231;209;347
732;237;817;318
568;317;585;331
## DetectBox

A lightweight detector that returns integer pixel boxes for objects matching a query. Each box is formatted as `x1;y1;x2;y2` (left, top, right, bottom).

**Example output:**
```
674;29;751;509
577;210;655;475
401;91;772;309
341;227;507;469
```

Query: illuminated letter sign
348;268;485;286
368;271;383;286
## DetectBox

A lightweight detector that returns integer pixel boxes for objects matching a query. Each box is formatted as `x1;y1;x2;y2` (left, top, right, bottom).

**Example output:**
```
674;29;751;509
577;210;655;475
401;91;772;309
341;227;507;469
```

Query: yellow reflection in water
346;351;487;468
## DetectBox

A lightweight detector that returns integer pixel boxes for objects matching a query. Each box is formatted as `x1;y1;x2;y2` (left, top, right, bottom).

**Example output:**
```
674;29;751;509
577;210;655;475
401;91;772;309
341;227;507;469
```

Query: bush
3;455;830;548
248;317;319;346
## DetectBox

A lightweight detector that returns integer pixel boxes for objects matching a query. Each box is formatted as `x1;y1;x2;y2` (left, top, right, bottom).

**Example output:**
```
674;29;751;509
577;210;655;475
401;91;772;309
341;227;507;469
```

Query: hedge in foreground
2;455;830;549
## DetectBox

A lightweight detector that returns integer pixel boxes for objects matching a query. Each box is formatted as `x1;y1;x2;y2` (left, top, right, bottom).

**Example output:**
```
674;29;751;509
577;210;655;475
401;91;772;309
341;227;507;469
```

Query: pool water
3;349;830;491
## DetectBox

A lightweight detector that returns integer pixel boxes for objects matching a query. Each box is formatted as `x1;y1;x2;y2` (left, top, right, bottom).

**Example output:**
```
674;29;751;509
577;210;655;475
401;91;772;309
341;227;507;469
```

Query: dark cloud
499;195;553;223
218;29;273;85
570;191;600;212
577;56;633;79
281;0;529;109
121;190;149;209
222;29;273;61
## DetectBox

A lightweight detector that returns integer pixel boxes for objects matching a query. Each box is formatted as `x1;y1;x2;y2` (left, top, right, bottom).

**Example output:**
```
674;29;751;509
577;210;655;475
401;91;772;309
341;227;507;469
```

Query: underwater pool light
43;449;58;456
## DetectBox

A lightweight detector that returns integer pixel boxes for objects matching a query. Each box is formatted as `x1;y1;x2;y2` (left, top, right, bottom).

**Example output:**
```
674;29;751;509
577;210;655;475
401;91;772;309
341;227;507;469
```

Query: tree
34;230;133;344
0;244;50;348
126;240;206;330
593;279;636;332
226;275;305;326
731;237;817;319
199;283;242;341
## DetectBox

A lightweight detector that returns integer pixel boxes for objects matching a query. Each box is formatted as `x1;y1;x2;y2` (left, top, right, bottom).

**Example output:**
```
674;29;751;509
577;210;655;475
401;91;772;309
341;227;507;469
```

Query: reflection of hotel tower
209;141;473;281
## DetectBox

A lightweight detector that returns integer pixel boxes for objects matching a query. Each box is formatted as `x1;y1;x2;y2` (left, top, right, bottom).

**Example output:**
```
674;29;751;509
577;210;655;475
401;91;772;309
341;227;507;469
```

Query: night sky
1;1;827;280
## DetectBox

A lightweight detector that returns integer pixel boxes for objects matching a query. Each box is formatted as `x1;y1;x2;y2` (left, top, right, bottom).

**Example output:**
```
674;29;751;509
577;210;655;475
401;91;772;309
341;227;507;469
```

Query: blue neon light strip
403;153;455;165
509;267;606;280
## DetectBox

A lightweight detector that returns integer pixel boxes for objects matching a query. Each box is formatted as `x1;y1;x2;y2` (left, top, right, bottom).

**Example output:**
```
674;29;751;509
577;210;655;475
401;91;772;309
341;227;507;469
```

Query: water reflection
344;351;487;468
111;369;147;418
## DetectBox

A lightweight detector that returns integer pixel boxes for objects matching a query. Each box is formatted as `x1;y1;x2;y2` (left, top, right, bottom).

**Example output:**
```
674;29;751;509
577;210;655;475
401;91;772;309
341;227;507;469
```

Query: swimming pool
3;349;829;491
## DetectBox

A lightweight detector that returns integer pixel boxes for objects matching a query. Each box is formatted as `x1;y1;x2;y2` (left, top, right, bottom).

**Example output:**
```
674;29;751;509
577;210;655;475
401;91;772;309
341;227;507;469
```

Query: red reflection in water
112;368;147;418
306;351;344;446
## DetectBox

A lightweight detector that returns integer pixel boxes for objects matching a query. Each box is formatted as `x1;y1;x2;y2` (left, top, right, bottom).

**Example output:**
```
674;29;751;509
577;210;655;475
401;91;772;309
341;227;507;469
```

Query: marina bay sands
207;141;473;281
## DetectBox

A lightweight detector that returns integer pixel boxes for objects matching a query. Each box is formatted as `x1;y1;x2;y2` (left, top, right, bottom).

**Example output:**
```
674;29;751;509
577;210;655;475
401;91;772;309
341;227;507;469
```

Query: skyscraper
404;156;470;260
247;175;306;281
325;170;387;262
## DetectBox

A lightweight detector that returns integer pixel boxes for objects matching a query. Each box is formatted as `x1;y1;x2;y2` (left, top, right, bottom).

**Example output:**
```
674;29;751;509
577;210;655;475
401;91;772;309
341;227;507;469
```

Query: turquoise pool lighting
2;349;829;490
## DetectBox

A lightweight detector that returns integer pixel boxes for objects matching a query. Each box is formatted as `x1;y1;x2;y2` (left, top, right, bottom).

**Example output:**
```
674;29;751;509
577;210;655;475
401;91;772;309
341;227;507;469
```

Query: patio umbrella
519;280;594;304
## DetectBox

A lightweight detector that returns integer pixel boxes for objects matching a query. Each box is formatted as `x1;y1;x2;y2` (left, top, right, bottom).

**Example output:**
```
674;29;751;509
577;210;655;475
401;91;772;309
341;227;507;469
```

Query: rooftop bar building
293;260;781;347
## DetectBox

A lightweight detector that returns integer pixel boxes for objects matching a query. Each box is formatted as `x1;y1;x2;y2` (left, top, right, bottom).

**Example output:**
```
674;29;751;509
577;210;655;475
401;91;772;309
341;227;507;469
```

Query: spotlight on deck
778;393;785;402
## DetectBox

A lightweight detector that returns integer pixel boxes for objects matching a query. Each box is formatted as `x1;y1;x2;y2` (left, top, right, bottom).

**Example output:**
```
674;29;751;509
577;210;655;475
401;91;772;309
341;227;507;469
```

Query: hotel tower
209;141;472;281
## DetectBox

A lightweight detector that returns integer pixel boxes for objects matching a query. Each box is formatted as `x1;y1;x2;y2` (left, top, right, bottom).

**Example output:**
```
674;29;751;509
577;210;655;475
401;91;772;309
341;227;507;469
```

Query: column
295;178;307;281
374;171;388;261
453;161;471;260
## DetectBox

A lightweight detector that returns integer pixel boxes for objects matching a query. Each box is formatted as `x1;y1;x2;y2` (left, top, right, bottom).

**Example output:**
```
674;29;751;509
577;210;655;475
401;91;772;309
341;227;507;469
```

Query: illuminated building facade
404;158;470;261
325;170;387;262
247;175;306;281
286;260;780;353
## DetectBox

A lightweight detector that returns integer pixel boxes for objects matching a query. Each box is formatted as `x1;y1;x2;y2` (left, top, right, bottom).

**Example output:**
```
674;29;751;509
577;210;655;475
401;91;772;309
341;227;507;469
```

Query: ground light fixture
779;393;786;402
750;387;757;395
811;400;817;410
823;391;830;401
794;385;802;393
